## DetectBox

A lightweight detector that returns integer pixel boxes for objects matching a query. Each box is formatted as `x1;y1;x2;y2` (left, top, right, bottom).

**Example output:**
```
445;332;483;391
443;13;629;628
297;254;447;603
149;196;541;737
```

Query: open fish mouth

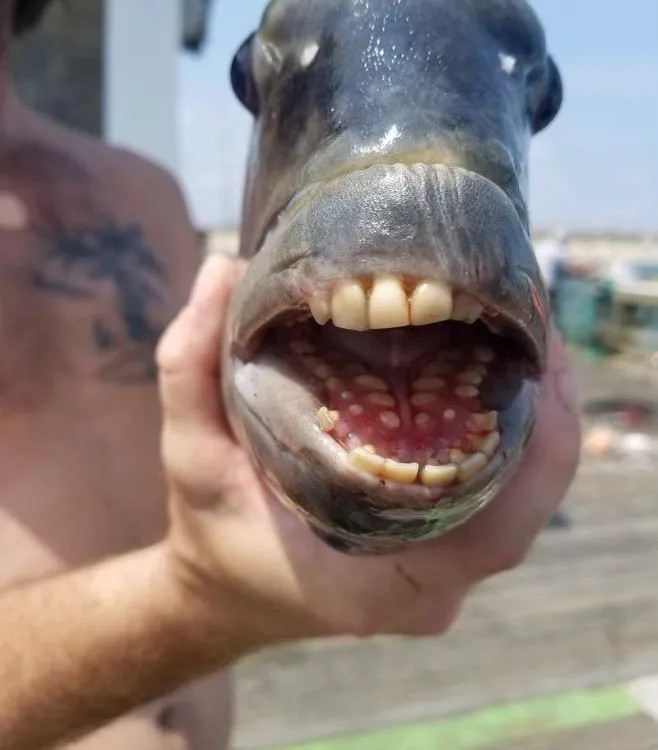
225;163;547;553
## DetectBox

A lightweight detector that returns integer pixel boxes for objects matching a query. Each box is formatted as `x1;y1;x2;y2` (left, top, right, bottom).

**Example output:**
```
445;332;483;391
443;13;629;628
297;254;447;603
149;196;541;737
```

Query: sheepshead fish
223;0;562;554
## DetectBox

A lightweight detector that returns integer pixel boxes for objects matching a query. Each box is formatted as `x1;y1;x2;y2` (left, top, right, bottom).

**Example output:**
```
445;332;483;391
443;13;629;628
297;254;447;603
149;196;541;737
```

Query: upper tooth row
309;276;484;330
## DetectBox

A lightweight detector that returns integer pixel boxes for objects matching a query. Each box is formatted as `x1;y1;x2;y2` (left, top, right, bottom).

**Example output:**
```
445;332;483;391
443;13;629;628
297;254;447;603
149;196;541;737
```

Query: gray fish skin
224;0;562;554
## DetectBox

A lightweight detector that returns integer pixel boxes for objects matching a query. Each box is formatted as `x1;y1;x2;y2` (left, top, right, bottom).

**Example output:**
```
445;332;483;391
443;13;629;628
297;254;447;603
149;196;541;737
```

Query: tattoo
33;219;172;384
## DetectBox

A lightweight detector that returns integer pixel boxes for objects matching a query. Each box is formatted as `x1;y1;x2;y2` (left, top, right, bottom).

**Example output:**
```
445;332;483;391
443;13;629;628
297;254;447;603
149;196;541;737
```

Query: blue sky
179;0;658;232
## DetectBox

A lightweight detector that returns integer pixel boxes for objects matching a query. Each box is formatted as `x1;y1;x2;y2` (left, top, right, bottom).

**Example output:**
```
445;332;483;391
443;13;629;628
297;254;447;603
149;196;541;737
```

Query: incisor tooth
475;431;501;457
458;452;488;482
382;459;419;484
368;275;409;329
410;280;452;325
421;463;458;487
317;407;338;431
355;374;388;390
309;294;331;325
412;376;445;391
452;293;484;323
349;448;386;475
331;280;368;330
369;392;396;407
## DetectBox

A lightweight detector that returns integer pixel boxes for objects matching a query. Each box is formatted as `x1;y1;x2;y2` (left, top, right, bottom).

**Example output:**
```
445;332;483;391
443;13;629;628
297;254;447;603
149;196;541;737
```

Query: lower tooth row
348;448;490;486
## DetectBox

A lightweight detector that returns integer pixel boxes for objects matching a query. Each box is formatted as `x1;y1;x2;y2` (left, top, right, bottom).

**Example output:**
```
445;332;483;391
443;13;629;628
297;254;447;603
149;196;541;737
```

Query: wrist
155;540;260;666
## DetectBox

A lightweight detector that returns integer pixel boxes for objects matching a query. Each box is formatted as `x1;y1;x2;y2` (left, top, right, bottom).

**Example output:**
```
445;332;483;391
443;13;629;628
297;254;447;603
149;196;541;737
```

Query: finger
450;328;581;577
157;254;244;429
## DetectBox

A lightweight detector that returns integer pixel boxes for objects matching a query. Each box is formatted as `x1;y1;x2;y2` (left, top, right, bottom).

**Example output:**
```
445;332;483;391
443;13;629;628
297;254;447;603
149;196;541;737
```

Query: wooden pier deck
229;352;658;750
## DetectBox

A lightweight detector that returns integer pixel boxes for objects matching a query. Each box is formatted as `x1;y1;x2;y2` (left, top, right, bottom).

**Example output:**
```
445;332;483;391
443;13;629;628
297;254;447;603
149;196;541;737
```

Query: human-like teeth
421;463;458;487
474;431;501;457
331;280;368;330
452;293;484;323
368;275;409;329
474;346;495;363
455;385;479;398
317;407;339;431
369;393;396;407
382;459;419;484
450;449;468;464
409;280;452;325
349;447;386;474
412;377;445;391
309;294;331;325
380;411;401;429
411;393;436;407
457;369;483;386
422;362;450;375
457;452;488;482
468;411;498;432
290;339;315;354
355;374;388;390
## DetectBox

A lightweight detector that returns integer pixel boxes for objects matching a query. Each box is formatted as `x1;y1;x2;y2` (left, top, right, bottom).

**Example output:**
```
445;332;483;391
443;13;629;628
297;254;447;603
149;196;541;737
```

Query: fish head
223;0;563;554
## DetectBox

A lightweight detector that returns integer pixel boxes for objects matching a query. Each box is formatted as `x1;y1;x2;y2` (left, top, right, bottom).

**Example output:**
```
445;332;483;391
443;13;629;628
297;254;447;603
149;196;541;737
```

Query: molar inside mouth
264;275;532;489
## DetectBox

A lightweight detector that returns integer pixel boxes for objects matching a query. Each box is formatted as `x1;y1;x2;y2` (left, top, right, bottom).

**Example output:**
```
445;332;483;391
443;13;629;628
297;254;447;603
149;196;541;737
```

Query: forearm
0;544;243;750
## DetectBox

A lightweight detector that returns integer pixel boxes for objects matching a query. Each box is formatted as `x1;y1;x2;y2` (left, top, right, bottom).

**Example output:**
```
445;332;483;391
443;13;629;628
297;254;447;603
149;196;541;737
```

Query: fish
222;0;563;554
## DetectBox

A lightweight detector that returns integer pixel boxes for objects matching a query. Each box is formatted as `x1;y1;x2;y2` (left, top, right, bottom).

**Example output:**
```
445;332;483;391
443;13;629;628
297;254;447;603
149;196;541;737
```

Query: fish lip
230;161;548;370
226;353;538;548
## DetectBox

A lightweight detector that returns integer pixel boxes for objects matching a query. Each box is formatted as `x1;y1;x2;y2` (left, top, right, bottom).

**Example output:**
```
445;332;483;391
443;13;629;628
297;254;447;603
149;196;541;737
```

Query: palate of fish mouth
246;272;539;493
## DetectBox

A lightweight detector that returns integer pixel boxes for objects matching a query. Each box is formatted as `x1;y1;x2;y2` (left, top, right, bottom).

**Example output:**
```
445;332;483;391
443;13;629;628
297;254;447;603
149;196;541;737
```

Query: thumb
157;254;243;431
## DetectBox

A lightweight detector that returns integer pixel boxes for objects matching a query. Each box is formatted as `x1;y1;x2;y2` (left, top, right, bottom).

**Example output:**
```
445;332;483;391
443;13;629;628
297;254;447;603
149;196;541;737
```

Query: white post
103;0;181;177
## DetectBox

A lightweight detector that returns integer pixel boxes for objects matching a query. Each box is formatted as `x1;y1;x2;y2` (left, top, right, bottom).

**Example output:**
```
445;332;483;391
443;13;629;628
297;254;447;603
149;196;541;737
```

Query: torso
0;114;232;749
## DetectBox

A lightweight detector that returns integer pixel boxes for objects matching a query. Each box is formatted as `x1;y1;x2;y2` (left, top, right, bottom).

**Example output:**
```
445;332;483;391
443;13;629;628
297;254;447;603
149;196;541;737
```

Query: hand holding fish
157;253;580;645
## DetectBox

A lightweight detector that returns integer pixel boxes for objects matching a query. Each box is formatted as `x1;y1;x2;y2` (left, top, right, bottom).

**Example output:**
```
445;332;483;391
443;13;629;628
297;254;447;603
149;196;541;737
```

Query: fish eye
231;33;260;116
530;56;563;133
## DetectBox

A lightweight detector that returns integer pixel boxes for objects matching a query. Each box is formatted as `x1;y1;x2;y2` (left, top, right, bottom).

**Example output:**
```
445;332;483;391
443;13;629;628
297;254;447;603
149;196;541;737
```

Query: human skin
0;253;580;750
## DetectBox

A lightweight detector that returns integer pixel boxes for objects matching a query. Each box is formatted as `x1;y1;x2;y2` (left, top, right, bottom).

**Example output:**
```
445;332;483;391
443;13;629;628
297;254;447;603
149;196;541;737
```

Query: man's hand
157;255;581;647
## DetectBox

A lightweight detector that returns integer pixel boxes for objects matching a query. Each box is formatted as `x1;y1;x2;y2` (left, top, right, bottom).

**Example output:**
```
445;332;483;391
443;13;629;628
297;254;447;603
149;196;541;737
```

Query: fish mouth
225;163;547;553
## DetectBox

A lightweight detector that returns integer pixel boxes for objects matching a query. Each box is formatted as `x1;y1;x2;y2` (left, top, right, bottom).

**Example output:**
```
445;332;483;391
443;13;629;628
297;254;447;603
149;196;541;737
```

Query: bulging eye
231;33;259;116
530;56;563;133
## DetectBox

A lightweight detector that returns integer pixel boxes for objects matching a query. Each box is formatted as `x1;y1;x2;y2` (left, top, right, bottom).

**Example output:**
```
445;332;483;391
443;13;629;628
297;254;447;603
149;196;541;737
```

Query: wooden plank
482;715;658;750
232;459;658;749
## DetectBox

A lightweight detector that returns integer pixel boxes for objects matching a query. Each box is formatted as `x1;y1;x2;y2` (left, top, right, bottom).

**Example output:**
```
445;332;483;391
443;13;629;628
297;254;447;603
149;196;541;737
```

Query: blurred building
11;0;215;178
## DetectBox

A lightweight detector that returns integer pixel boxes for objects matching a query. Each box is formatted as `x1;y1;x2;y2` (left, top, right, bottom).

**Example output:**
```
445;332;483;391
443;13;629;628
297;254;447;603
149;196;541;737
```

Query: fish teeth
309;277;490;330
410;280;452;325
452;293;484;323
368;275;409;329
382;459;419;484
457;452;488;482
309;294;331;325
474;431;501;457
331;280;368;330
420;463;458;487
348;448;386;475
